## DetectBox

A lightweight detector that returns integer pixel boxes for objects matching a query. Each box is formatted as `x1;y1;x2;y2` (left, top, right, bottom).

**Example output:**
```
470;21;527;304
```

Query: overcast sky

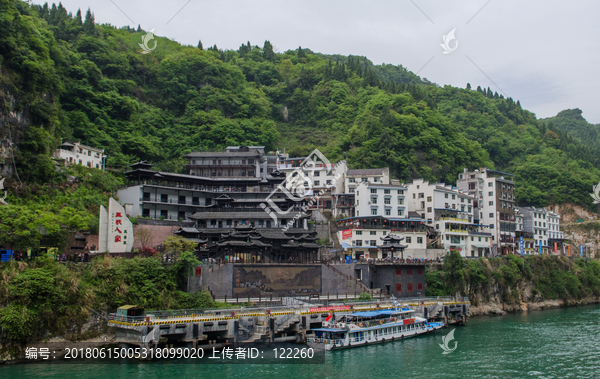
45;0;600;124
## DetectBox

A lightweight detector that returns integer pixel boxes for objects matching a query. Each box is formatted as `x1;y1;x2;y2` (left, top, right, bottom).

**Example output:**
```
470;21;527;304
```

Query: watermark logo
139;28;157;54
260;149;342;231
439;329;457;354
440;28;458;54
591;183;600;204
0;177;8;205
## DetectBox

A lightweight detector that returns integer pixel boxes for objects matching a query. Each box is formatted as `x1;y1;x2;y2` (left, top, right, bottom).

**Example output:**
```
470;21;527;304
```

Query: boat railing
346;316;407;329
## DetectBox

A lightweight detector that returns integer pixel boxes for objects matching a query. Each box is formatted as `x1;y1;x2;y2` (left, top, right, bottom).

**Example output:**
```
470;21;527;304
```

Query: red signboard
342;229;352;240
403;318;415;325
195;267;202;276
309;305;351;313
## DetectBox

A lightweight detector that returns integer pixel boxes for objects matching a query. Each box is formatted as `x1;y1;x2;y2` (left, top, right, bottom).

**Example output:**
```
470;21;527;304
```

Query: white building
547;210;563;240
456;168;516;255
277;156;347;214
54;141;106;170
345;168;390;194
335;216;430;260
354;180;406;218
405;179;488;257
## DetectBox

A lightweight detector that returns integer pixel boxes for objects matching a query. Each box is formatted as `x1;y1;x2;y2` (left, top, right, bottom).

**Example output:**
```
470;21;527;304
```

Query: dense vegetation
0;255;222;351
2;0;599;211
426;251;600;305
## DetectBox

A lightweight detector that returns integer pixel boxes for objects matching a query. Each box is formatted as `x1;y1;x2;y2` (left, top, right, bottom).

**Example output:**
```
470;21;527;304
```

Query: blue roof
350;310;398;317
312;328;344;332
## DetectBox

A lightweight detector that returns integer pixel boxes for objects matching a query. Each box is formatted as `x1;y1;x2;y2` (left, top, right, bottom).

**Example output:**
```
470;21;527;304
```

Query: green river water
3;304;600;378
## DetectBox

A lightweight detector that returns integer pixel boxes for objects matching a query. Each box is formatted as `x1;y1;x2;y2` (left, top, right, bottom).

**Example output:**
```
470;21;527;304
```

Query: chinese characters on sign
99;198;134;252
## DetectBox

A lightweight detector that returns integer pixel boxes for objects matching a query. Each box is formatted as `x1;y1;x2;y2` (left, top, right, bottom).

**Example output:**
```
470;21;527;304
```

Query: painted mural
233;265;321;297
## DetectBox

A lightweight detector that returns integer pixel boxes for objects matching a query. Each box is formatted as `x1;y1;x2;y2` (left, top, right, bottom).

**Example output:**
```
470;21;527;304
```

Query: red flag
325;313;333;322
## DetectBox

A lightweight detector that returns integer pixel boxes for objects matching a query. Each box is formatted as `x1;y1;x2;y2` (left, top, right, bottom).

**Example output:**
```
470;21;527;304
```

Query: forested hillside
1;0;599;210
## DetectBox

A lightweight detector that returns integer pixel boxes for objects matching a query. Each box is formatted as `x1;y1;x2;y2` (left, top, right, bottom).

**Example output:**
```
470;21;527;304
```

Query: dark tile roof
185;151;261;158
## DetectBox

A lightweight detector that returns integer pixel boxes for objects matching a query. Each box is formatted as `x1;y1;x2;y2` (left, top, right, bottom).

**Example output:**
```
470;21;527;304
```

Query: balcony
125;181;276;193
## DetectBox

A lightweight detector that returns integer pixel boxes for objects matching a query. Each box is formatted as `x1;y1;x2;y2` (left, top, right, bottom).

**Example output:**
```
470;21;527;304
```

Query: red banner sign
342;229;352;240
309;305;351;313
403;318;415;325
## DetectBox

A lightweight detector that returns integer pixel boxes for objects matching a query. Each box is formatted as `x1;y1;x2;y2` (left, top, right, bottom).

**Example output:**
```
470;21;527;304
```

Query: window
417;283;423;291
427;207;432;213
349;178;355;183
488;182;493;187
396;283;402;291
314;171;320;177
398;198;404;205
355;231;362;235
471;237;474;241
326;180;332;185
362;178;368;182
489;201;494;206
370;240;377;246
384;198;391;205
452;194;456;200
384;189;390;194
421;201;425;208
413;193;416;199
419;193;424;198
370;231;376;236
371;189;377;194
371;197;377;204
489;213;494;218
489;191;493;196
445;193;448;199
397;209;404;216
406;237;412;243
407;283;413;291
407;268;413;275
314;180;320;186
417;237;423;244
398;190;404;195
349;188;355;193
427;196;432;202
355;240;363;246
371;209;377;215
385;209;391;216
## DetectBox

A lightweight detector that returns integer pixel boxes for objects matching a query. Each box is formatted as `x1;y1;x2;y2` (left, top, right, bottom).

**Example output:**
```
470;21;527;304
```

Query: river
3;304;600;378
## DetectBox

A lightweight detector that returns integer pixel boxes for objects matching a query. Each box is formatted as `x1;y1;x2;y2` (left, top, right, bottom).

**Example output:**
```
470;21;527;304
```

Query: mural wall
233;265;321;297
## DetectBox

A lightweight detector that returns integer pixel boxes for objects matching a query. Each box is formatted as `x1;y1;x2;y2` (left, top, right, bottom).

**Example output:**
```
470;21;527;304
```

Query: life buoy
379;320;383;325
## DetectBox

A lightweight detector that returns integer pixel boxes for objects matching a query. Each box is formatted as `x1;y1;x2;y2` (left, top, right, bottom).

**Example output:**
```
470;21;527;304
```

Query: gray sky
48;0;600;123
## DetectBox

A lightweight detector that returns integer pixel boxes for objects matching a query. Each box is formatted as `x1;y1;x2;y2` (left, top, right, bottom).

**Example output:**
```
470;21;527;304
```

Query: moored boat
307;306;444;351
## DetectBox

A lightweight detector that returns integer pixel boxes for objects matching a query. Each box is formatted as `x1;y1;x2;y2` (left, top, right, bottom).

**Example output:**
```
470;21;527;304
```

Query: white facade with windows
54;141;106;170
345;168;390;194
405;179;480;257
354;182;407;218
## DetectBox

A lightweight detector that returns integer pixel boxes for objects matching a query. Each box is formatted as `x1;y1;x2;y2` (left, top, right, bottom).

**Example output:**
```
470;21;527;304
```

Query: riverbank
469;296;600;316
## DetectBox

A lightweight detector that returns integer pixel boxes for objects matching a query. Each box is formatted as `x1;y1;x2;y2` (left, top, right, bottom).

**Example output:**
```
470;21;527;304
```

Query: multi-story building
354;181;406;218
405;179;487;257
456;168;516;255
345;168;390;194
336;216;430;260
517;206;550;254
54;140;106;170
277;156;347;214
186;146;267;179
515;208;536;255
117;157;309;229
516;207;564;255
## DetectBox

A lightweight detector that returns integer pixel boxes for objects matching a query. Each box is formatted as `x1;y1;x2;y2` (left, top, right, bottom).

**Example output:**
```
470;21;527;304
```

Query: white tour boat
307;306;444;351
